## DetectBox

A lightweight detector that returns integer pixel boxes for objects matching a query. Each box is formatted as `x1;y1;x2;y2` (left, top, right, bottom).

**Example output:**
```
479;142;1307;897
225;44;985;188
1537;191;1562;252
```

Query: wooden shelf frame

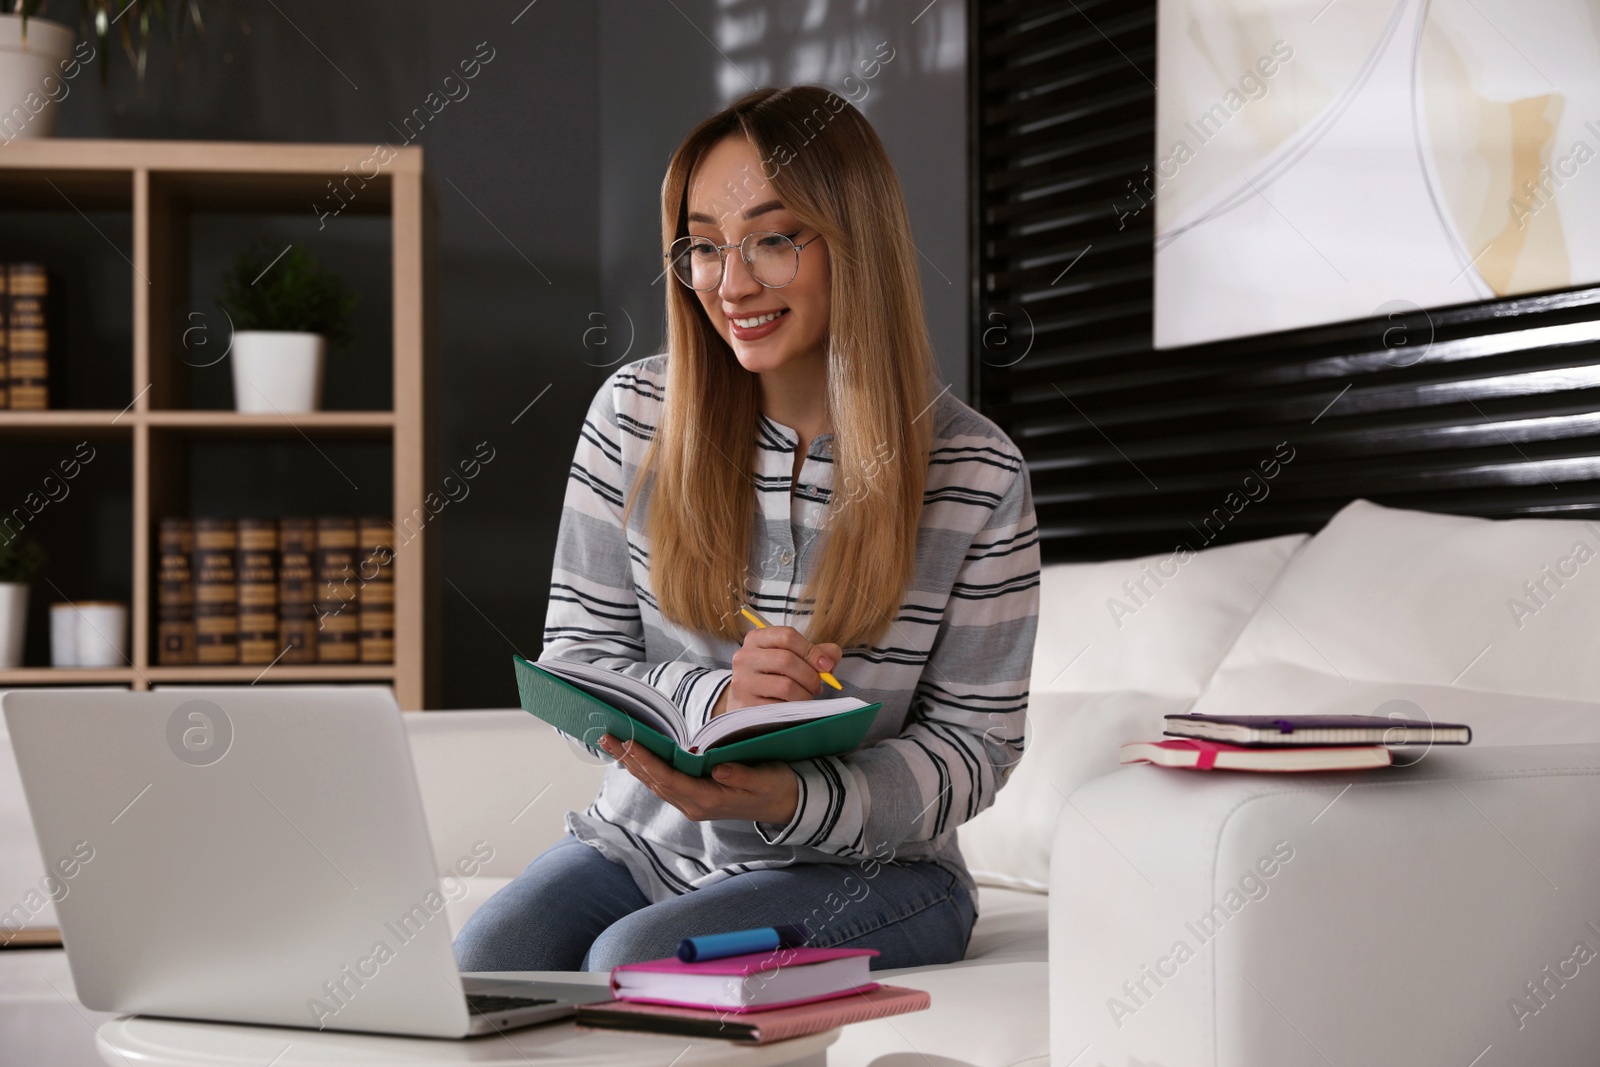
0;140;438;708
0;410;394;432
0;664;397;685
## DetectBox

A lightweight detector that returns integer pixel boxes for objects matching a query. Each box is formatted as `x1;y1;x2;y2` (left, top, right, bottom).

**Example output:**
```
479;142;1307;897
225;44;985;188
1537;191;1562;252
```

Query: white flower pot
231;331;327;413
0;15;76;141
0;582;28;669
71;601;128;668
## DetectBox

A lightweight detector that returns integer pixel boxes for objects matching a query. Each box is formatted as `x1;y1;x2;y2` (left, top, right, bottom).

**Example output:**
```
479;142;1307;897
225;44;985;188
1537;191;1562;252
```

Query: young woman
455;85;1040;974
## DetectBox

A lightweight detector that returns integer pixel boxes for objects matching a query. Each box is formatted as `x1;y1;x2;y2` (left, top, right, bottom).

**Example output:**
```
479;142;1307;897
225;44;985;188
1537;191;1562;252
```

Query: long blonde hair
626;86;939;651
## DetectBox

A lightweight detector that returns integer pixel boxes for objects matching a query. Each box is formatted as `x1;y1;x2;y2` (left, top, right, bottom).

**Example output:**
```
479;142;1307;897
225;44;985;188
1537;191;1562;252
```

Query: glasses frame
665;229;823;292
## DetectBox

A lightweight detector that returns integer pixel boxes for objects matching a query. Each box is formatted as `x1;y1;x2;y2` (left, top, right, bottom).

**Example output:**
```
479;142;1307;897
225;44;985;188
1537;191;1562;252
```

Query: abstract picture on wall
1151;0;1600;348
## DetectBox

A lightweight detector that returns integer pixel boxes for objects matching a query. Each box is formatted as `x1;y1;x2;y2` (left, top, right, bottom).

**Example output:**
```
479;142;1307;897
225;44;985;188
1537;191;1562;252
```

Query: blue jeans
453;834;976;972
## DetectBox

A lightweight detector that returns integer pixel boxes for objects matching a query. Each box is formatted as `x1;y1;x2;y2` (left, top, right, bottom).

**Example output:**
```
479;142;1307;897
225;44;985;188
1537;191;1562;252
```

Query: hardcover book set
158;515;395;666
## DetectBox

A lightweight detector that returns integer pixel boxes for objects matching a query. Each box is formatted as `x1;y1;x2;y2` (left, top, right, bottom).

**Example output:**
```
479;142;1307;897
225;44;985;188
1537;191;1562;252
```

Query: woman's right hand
712;625;842;717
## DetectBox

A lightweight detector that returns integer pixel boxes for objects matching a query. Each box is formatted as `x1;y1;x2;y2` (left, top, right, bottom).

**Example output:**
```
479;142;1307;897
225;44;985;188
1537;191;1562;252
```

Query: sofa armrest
1049;744;1600;1067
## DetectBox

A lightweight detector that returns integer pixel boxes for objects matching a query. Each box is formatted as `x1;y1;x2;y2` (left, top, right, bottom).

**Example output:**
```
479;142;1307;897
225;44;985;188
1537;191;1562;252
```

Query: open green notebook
512;653;882;777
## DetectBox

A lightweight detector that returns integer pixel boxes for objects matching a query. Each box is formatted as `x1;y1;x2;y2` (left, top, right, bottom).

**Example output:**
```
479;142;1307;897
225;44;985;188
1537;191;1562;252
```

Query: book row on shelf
0;264;48;410
158;516;394;667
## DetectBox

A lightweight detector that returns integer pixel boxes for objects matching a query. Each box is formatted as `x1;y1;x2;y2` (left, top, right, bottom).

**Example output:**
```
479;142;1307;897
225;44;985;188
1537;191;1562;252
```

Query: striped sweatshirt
543;354;1041;910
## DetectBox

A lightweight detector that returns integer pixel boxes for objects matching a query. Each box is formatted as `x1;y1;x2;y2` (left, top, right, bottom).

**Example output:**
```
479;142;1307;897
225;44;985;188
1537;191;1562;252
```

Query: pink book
577;983;931;1044
1121;738;1392;772
610;946;880;1012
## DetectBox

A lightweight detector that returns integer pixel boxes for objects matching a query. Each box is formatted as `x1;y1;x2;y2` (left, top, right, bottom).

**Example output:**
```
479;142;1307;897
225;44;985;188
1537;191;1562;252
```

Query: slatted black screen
969;0;1600;563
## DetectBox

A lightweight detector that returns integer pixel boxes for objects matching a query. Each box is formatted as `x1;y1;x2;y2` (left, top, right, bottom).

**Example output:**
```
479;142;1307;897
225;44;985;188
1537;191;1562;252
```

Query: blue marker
676;924;809;962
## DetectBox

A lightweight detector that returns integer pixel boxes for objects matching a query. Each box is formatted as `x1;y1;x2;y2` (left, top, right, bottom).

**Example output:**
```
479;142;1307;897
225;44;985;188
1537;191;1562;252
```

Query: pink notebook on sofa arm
610;946;879;1012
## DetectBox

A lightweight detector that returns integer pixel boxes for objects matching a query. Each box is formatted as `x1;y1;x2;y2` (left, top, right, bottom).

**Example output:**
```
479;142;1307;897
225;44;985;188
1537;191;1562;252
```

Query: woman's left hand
597;734;798;826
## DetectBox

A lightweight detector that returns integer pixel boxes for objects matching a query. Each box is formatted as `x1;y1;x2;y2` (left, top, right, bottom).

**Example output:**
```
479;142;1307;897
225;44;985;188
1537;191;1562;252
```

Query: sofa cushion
1189;500;1600;743
1030;533;1307;698
1200;498;1600;701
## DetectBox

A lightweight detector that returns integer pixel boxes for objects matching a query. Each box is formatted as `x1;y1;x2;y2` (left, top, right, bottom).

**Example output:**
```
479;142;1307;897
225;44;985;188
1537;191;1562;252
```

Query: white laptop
2;686;611;1038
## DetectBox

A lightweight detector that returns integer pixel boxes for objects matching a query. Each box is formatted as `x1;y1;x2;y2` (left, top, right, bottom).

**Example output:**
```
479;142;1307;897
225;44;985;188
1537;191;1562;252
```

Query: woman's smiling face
683;135;830;375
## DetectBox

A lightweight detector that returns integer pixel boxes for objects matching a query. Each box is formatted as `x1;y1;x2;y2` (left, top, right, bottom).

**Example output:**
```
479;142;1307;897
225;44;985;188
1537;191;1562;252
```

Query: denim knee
583;907;685;972
455;918;527;972
454;834;648;972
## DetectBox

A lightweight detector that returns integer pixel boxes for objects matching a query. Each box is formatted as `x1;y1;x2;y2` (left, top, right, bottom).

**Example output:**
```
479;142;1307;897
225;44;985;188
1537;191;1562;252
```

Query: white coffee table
94;971;837;1067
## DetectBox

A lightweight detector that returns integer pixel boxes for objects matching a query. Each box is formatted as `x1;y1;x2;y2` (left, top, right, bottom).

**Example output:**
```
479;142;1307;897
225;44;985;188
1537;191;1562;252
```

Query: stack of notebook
575;946;930;1043
1120;713;1472;773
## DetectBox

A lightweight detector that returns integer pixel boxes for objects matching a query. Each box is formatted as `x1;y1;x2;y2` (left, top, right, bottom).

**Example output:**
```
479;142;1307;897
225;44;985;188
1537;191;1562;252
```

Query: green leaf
215;241;359;347
0;535;47;585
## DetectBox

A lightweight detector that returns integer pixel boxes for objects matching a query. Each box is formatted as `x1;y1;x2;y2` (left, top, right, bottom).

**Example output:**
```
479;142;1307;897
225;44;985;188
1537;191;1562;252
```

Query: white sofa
5;498;1599;1067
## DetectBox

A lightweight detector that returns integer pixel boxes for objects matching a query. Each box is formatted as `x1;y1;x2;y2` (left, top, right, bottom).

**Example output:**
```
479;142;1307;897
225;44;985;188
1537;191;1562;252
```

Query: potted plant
216;242;357;414
3;2;207;139
0;535;45;668
1;4;74;138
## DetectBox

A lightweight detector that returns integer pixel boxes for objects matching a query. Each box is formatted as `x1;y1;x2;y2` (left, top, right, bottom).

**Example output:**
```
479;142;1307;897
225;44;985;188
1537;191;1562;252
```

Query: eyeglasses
665;229;822;292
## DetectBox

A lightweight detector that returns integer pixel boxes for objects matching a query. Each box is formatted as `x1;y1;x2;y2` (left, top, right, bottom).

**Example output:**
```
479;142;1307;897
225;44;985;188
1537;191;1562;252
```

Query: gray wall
42;0;966;707
597;0;970;385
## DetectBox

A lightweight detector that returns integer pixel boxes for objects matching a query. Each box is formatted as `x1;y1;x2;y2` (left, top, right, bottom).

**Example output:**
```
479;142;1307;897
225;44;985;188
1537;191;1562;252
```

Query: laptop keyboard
466;993;558;1016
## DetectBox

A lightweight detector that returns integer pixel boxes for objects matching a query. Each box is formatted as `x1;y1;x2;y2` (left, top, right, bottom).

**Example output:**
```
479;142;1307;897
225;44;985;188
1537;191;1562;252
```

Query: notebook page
535;658;687;745
687;696;869;752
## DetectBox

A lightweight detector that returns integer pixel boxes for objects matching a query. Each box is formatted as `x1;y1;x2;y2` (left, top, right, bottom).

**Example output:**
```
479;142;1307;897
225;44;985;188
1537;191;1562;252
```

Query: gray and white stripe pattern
543;354;1040;909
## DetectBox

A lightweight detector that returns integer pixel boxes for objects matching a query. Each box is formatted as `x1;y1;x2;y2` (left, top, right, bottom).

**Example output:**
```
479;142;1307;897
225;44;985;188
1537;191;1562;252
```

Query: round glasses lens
670;237;723;291
744;232;800;287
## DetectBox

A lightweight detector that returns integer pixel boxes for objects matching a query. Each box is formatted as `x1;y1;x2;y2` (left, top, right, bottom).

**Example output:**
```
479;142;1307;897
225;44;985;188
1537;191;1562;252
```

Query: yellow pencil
738;605;843;690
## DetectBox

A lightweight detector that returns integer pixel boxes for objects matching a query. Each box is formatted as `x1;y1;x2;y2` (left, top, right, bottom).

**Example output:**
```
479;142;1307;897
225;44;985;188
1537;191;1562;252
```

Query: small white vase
231;331;326;413
0;15;76;141
72;601;128;668
0;582;28;669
